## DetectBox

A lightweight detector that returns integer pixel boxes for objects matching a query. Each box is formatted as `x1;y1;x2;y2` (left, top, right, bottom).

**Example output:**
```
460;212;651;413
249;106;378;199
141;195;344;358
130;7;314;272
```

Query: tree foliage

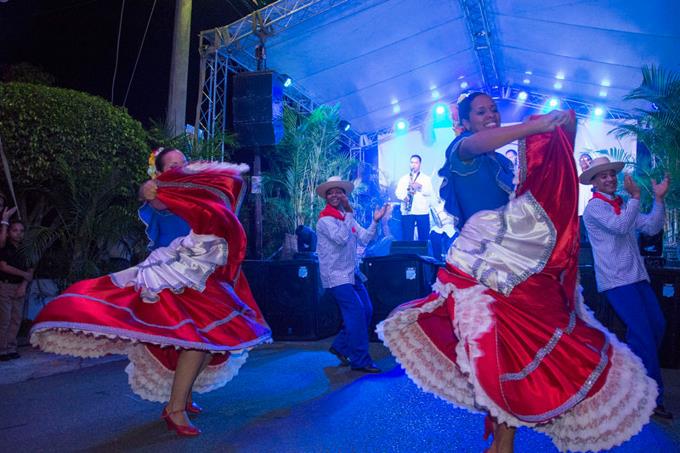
0;82;149;281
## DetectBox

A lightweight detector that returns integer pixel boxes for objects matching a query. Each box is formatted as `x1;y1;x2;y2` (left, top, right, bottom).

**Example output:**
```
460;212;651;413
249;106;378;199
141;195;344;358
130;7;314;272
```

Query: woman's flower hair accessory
147;147;164;179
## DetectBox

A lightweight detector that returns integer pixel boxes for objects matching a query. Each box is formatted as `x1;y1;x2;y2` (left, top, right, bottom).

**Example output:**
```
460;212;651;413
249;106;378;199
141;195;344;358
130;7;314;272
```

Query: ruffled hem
126;346;248;402
377;280;656;452
29;327;257;403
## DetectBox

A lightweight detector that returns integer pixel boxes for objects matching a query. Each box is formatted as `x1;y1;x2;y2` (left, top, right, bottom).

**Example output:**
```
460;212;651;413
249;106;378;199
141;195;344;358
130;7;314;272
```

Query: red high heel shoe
161;407;201;437
186;401;203;415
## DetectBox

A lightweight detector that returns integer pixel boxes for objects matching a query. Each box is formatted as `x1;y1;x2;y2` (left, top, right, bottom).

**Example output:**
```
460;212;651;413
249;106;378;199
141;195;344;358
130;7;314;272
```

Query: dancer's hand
373;204;388;222
338;193;353;212
652;173;670;201
624;174;641;199
530;110;571;134
140;180;158;201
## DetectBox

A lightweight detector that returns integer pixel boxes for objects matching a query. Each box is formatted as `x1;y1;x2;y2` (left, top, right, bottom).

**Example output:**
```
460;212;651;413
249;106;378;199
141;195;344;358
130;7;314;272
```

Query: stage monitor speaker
232;71;284;147
241;260;341;341
648;268;680;369
389;240;432;256
639;230;664;257
361;255;440;340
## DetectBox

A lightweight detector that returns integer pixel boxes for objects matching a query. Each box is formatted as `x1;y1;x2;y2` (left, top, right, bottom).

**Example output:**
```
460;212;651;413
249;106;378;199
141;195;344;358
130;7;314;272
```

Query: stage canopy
199;0;679;136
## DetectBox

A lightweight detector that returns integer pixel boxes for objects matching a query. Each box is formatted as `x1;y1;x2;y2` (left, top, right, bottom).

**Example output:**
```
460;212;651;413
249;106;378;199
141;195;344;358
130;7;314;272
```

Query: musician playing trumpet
395;154;433;241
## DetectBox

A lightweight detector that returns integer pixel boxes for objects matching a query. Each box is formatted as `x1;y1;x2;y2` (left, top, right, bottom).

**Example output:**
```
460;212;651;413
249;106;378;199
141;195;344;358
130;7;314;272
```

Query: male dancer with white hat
581;156;672;420
315;176;387;373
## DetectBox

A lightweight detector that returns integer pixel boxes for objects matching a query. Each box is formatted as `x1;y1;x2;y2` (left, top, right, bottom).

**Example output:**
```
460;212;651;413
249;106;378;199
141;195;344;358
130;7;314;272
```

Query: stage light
553;81;563;90
395;119;408;132
594;107;604;117
599;90;608;97
548;98;559;108
525;70;533;75
338;120;351;132
435;104;446;115
523;78;531;84
392;104;401;114
517;91;528;101
280;74;293;88
555;72;565;80
601;79;611;87
460;81;469;89
431;90;440;99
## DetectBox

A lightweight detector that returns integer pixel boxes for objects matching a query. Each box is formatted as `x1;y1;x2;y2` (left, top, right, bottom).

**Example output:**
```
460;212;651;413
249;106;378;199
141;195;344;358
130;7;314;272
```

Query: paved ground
1;340;678;452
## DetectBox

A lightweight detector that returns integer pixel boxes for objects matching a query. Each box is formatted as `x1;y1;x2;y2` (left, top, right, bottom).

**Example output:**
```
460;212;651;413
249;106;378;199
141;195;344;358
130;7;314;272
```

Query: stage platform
1;340;678;452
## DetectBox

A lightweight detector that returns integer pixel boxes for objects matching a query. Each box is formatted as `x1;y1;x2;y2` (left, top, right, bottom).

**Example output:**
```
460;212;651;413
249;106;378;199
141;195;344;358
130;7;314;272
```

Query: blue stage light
435;104;446;115
395;119;408;132
281;74;292;88
339;120;351;132
517;91;528;101
548;98;559;108
594;107;604;117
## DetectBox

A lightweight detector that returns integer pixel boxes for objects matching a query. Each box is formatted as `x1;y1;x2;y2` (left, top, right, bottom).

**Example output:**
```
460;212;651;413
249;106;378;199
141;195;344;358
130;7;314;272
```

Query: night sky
0;0;258;127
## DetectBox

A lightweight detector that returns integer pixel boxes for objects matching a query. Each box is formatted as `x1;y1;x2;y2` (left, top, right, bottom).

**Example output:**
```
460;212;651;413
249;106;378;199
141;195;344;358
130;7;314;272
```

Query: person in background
428;198;456;261
395;155;433;241
581;156;673;420
316;176;387;373
578;152;593;172
0;220;32;361
0;193;18;248
504;149;518;171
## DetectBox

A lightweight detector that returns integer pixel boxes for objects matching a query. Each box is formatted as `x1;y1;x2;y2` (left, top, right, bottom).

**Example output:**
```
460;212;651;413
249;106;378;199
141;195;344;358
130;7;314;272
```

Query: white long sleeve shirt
395;172;433;215
316;213;377;288
583;193;665;292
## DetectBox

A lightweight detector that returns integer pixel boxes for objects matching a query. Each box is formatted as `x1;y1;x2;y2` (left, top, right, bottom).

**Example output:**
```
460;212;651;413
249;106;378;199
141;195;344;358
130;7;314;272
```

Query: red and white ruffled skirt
377;115;656;452
30;163;272;402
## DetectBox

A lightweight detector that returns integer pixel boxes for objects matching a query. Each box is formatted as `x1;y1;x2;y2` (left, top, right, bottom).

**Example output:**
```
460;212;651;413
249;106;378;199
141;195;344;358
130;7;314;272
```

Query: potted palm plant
264;104;353;258
614;64;680;254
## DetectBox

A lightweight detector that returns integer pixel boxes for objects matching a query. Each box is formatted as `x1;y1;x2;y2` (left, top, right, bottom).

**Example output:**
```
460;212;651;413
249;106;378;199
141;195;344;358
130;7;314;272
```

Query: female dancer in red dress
378;93;656;452
31;151;271;436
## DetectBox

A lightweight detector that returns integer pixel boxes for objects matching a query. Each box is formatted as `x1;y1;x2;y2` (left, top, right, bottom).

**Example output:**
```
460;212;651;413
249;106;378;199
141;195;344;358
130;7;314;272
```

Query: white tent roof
207;0;680;133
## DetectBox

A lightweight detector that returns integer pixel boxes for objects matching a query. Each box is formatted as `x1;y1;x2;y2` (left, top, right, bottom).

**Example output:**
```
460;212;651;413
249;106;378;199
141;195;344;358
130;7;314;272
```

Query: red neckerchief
591;192;623;215
319;204;356;232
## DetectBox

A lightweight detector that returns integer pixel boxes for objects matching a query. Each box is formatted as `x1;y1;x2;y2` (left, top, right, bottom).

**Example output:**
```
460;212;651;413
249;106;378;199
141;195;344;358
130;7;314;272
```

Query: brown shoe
329;347;350;366
351;365;381;374
653;405;674;420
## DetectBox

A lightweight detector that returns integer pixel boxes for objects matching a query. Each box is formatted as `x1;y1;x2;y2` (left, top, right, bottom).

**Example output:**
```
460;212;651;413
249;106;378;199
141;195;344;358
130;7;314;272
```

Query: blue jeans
604;281;666;405
329;281;374;368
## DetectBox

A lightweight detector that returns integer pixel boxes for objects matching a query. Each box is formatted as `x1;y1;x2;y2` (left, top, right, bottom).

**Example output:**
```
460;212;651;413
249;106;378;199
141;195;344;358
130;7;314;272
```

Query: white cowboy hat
579;156;625;185
315;176;354;198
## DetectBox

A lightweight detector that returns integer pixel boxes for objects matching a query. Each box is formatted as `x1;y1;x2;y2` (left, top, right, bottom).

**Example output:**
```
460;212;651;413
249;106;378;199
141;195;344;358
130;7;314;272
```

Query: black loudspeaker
389;240;432;256
232;71;284;147
648;268;680;369
578;266;626;341
241;260;341;340
361;255;440;339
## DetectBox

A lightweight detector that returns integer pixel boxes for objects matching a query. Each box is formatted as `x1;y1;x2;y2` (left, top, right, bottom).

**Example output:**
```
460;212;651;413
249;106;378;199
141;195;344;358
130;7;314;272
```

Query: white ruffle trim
126;345;248;403
30;328;249;403
110;231;228;303
182;162;250;175
376;294;478;411
378;279;657;452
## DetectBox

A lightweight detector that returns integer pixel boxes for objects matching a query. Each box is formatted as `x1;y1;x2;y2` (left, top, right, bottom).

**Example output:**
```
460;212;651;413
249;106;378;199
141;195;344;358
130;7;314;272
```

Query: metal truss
195;0;362;156
503;87;634;121
194;50;230;161
459;0;501;97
